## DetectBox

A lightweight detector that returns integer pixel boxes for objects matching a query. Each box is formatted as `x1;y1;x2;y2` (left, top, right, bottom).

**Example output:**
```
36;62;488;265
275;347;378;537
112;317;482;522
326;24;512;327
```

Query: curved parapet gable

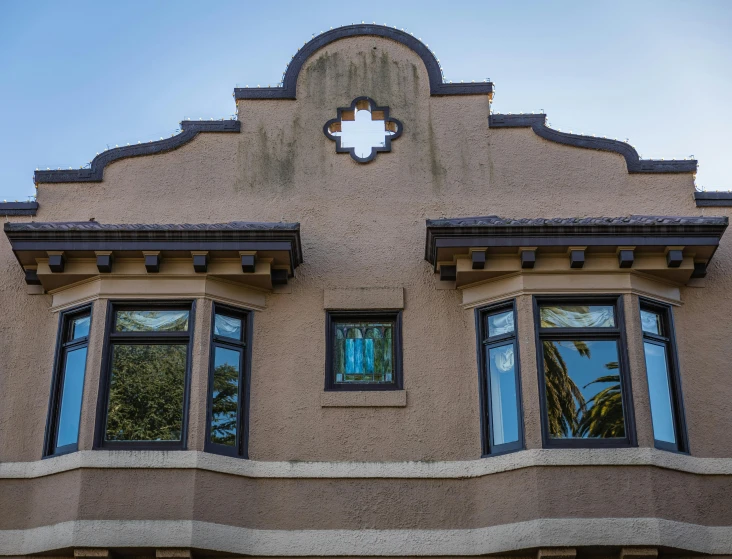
34;119;241;184
234;24;494;100
489;113;697;174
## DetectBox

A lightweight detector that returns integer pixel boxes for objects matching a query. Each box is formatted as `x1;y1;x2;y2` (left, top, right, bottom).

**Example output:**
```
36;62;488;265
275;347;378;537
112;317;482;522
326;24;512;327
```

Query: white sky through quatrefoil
331;108;396;159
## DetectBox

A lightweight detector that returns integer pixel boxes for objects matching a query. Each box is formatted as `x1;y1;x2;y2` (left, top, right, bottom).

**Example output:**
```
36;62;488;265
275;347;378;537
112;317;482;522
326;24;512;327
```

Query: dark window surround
43;303;93;458
639;298;689;454
94;300;196;451
532;295;638;449
475;299;525;457
324;310;403;392
205;302;253;459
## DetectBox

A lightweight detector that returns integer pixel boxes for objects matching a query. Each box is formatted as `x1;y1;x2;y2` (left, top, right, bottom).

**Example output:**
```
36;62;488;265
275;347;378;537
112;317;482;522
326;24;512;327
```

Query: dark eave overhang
489;114;697;175
0;201;38;216
5;221;302;280
425;215;728;283
694;191;732;207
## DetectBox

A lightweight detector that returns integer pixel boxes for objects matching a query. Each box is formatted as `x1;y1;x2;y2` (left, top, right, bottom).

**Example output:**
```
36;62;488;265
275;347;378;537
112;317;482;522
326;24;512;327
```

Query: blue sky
1;0;730;201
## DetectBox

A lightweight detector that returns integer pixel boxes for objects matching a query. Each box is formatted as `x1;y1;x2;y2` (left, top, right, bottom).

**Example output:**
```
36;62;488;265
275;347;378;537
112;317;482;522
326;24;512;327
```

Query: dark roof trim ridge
0;201;38;216
424;215;728;265
5;221;303;268
34;120;241;184
489;113;697;174
694;191;732;207
234;24;493;100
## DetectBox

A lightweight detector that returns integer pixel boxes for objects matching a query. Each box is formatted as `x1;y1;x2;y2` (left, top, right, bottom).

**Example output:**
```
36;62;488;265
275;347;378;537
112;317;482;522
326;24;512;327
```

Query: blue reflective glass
70;316;90;340
488;344;519;445
210;347;240;446
55;346;88;448
334;322;393;383
643;341;676;444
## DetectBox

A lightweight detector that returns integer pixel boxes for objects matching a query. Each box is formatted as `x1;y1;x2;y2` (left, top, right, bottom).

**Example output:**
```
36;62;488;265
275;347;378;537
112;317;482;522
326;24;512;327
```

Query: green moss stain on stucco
427;104;446;191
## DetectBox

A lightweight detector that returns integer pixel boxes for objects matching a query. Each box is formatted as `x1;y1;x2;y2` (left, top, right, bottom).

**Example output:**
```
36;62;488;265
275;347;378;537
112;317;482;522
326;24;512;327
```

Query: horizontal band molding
1;518;731;556
234;24;493;100
694;191;732;207
0;201;38;216
3;448;732;480
34;120;240;184
489;113;697;174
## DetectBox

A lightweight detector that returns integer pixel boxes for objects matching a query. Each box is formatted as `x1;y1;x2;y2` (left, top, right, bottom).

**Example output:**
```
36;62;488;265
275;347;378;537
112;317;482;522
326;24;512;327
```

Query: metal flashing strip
234;24;493;100
1;518;732;556
2;447;732;480
489;114;697;174
34;120;241;184
695;191;732;207
0;201;38;216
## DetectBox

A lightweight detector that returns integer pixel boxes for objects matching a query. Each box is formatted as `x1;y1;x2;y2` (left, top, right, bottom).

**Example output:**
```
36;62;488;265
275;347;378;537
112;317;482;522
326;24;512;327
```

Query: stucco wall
0;32;730;555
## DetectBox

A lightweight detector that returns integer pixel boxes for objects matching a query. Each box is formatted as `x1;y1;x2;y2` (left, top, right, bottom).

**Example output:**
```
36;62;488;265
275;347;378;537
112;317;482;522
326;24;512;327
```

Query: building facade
1;24;731;558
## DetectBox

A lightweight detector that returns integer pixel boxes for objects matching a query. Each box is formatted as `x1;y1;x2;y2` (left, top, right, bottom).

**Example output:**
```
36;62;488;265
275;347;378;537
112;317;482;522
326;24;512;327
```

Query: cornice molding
0;201;38;216
489;113;697;174
234;24;493;100
34;120;241;184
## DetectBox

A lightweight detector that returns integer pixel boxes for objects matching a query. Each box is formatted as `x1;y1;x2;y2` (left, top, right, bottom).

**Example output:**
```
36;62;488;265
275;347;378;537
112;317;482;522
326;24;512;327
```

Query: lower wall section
2;518;732;556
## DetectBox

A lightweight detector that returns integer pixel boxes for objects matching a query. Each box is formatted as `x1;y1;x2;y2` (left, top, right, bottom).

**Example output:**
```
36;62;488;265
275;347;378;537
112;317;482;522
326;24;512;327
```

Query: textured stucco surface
0;32;730;555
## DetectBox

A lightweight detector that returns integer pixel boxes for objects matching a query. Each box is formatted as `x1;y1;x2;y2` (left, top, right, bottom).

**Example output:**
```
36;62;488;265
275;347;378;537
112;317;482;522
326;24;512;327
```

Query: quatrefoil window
323;97;403;163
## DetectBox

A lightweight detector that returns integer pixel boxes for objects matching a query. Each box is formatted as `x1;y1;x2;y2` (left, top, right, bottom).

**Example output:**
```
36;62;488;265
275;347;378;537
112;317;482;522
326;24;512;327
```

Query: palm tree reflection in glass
541;305;625;439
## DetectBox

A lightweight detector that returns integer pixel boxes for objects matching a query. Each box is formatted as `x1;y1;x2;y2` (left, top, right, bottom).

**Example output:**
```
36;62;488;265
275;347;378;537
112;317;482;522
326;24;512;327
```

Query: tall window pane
55;347;88;447
207;304;249;457
643;342;676;444
46;305;92;456
536;298;634;448
99;304;193;449
106;344;187;441
210;347;241;446
640;301;686;452
488;344;519;445
479;302;523;455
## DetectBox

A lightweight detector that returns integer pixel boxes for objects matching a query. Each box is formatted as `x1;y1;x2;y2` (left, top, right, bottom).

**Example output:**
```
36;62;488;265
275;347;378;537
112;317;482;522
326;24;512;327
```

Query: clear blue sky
1;0;730;201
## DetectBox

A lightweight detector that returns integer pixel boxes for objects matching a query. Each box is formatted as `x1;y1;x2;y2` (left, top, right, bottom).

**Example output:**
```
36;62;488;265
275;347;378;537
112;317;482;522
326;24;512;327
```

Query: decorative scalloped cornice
34;120;241;184
234;24;493;100
0;201;38;216
489;113;697;174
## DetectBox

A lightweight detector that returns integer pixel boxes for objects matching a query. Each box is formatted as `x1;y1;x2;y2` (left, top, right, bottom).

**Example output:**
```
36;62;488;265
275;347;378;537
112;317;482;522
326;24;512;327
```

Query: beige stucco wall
1;33;730;555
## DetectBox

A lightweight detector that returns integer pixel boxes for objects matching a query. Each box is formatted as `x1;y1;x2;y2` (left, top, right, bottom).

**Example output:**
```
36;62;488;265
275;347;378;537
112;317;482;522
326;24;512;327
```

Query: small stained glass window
326;312;402;390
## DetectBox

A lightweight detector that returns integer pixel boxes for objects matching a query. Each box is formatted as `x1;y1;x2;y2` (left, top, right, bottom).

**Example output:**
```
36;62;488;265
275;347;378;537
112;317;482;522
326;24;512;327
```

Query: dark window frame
533;294;637;449
638;298;689;454
475;299;525;457
324;310;403;391
205;302;253;459
44;303;93;458
94;300;196;451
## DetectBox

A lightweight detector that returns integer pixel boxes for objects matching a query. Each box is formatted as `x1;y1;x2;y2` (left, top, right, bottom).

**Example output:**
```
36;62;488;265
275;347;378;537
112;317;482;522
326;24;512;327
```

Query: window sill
320;390;407;408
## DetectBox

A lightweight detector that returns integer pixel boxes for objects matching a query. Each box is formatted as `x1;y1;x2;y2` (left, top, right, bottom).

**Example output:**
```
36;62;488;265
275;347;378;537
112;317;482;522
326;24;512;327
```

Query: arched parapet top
489;113;697;174
34;119;241;184
234;24;494;100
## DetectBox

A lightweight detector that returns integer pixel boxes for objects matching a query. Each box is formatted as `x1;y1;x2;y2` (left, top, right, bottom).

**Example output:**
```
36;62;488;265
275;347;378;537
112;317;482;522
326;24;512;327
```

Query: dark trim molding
424;215;728;268
0;201;38;216
323;96;403;163
234;24;493;100
532;294;638;449
489;114;697;174
324;310;404;392
4;221;303;272
694;191;732;207
34;120;240;184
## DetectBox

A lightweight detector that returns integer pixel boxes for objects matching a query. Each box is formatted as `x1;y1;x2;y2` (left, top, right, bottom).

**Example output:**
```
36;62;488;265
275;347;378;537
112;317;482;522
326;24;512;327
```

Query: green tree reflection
106;344;186;441
210;362;238;445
